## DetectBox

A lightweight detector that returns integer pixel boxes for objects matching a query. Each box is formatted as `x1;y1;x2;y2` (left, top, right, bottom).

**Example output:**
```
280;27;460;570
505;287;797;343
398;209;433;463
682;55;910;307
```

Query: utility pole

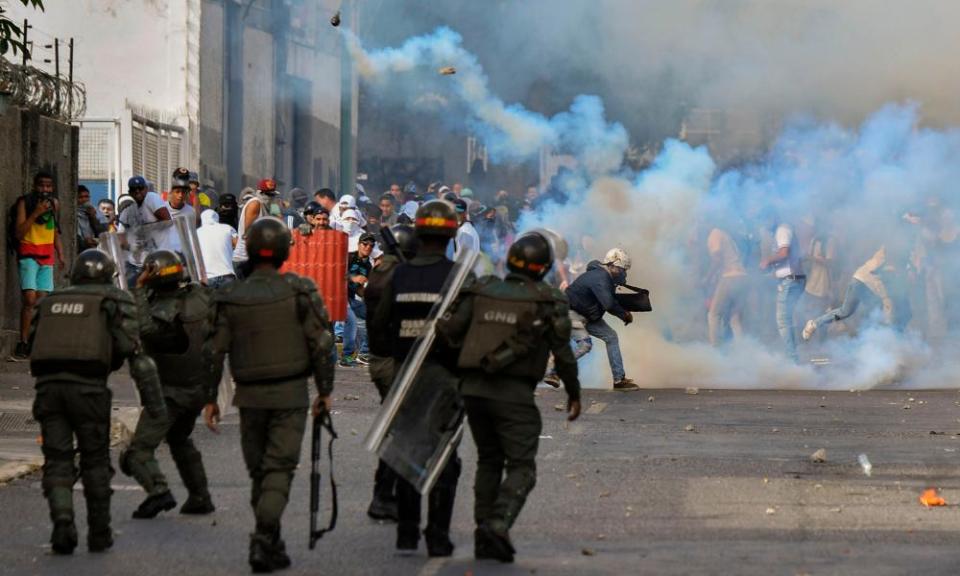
53;38;60;115
68;38;74;117
21;19;29;66
338;0;356;198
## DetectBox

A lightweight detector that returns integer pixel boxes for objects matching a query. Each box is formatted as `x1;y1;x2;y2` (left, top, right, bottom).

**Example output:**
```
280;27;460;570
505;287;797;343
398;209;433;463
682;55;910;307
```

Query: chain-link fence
0;56;86;121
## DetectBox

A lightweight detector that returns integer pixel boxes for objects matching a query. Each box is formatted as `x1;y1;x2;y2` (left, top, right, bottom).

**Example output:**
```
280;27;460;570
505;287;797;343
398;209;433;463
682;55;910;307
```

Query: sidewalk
0;366;141;484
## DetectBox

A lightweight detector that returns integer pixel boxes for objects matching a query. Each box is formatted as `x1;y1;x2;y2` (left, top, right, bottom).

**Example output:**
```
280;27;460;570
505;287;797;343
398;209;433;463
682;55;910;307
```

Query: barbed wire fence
0;55;85;121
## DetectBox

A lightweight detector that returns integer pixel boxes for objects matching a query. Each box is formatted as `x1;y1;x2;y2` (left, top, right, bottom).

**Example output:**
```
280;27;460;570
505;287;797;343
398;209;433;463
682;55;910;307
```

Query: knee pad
81;466;114;500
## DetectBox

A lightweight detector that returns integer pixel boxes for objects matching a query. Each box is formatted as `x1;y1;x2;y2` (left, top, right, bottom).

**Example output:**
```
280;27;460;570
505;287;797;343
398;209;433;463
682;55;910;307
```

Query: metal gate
131;115;185;193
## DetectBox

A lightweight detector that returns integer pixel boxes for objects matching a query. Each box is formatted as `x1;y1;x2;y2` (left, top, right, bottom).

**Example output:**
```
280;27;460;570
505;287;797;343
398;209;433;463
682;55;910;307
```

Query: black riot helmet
390;224;419;259
414;200;458;239
303;201;323;216
247;217;291;267
71;249;117;286
507;231;554;280
143;250;185;291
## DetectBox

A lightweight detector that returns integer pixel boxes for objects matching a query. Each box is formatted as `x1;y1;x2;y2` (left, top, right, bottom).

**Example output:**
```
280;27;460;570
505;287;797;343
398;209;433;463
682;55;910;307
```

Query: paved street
2;365;960;575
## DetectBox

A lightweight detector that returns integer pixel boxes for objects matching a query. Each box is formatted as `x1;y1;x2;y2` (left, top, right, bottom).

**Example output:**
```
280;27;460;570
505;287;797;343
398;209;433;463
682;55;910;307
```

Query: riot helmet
171;167;191;190
507;232;554;280
143;250;185;291
390;224;419;259
414;200;458;239
71;249;117;286
303;201;323;216
246;217;291;267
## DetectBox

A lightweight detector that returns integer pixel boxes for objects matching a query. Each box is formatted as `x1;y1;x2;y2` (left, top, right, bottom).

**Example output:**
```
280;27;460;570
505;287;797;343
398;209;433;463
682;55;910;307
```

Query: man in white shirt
760;217;805;363
166;170;196;253
117;175;172;287
451;198;480;260
197;209;238;289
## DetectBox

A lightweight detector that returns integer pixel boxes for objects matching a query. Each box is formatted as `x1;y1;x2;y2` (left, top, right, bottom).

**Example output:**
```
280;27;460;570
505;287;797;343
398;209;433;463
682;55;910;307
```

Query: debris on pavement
647;395;655;402
582;548;595;556
554;403;565;411
685;387;699;395
920;488;946;507
810;448;827;463
858;454;872;476
765;507;776;515
684;424;695;432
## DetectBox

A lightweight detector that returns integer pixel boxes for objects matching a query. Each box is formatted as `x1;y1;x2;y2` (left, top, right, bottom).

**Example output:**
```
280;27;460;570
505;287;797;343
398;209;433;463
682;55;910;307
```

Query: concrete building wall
0;109;79;355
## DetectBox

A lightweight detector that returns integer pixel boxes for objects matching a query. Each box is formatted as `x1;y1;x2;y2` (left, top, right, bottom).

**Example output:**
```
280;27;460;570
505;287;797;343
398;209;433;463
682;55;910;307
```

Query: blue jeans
571;314;625;381
207;274;235;289
813;279;870;329
776;277;806;363
343;299;368;357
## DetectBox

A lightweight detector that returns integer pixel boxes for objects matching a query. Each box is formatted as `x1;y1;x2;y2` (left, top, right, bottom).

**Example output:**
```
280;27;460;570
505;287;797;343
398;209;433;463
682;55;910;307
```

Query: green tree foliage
0;0;44;57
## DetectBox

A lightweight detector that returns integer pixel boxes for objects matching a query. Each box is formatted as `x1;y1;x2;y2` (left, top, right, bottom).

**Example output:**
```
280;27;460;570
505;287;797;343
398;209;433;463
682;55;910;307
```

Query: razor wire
0;57;86;120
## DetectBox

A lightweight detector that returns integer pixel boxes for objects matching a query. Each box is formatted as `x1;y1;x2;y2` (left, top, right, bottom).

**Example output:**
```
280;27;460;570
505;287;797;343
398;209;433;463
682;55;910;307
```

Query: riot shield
174;215;208;284
364;247;478;494
97;232;128;290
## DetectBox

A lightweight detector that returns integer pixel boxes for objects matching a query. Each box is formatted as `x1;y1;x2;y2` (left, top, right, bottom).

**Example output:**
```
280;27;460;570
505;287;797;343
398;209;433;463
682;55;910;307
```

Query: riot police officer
363;224;418;522
204;217;335;573
370;200;464;556
437;231;582;563
120;250;217;519
29;249;166;554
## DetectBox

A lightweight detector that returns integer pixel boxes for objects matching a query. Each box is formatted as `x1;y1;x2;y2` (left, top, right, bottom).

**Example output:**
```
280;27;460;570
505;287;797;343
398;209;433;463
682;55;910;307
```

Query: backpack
6;195;24;255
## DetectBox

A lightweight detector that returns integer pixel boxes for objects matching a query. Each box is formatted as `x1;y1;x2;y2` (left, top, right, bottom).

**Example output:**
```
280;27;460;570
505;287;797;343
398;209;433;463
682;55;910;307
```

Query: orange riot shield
282;229;348;322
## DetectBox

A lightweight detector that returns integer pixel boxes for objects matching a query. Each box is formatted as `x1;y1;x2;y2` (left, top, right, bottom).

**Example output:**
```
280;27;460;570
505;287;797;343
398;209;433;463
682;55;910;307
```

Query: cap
172;167;191;181
128;175;147;190
257;178;277;193
359;232;376;244
460;187;474;198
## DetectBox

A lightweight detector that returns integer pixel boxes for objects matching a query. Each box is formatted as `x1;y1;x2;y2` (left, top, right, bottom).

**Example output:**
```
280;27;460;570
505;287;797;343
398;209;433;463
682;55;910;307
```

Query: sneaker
542;374;561;388
338;356;358;368
179;493;215;515
356;353;371;365
132;491;177;519
51;520;78;555
8;341;28;362
802;319;817;341
613;378;640;392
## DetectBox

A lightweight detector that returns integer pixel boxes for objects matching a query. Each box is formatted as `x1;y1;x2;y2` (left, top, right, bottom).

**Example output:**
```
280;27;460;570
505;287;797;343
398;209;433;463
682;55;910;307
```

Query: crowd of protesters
14;165;954;369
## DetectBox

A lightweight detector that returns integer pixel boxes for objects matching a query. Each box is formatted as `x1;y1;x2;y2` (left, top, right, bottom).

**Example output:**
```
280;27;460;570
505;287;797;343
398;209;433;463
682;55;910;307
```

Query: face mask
612;268;627;286
342;221;357;234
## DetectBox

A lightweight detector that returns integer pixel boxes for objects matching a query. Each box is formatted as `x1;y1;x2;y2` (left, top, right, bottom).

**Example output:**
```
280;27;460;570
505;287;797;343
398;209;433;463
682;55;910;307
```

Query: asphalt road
2;366;960;575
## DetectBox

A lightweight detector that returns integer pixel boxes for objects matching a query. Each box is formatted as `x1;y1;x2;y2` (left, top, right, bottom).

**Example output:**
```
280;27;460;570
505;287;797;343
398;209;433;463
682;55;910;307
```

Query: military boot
173;446;214;515
367;461;398;521
132;490;177;519
50;518;78;555
396;524;419;554
476;523;514;563
86;500;114;553
270;532;291;570
424;481;456;557
249;532;276;573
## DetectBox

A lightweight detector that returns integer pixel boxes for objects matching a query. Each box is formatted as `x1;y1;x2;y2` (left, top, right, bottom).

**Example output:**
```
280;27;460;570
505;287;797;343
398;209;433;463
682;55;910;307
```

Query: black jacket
564;260;628;323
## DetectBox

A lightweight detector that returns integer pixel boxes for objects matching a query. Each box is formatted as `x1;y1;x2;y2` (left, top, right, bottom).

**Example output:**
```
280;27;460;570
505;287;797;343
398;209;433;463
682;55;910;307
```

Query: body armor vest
390;258;454;360
457;278;554;380
221;273;311;384
31;291;113;379
144;287;211;389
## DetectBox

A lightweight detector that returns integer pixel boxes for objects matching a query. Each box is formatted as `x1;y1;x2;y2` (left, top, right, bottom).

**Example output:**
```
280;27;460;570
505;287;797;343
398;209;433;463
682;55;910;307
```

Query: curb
0;407;141;486
0;457;43;484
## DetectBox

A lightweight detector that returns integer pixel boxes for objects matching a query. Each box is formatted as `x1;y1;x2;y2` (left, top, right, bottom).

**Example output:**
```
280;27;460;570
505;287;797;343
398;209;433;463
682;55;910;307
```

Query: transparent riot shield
364;247;479;494
174;215;208;284
97;232;128;290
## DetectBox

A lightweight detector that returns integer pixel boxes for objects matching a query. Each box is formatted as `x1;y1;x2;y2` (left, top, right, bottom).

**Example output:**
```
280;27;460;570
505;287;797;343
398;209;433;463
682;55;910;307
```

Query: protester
341;232;376;367
76;185;104;251
117;176;173;289
97;198;118;232
197;210;238;289
10;171;65;361
759;214;806;363
705;225;749;346
233;178;282;275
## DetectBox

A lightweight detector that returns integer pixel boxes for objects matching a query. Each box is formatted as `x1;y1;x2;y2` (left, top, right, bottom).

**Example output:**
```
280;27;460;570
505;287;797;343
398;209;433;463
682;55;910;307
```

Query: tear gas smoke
348;25;960;391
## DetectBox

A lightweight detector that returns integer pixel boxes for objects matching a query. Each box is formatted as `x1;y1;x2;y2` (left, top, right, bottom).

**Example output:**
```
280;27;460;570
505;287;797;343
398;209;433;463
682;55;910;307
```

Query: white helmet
603;247;631;270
